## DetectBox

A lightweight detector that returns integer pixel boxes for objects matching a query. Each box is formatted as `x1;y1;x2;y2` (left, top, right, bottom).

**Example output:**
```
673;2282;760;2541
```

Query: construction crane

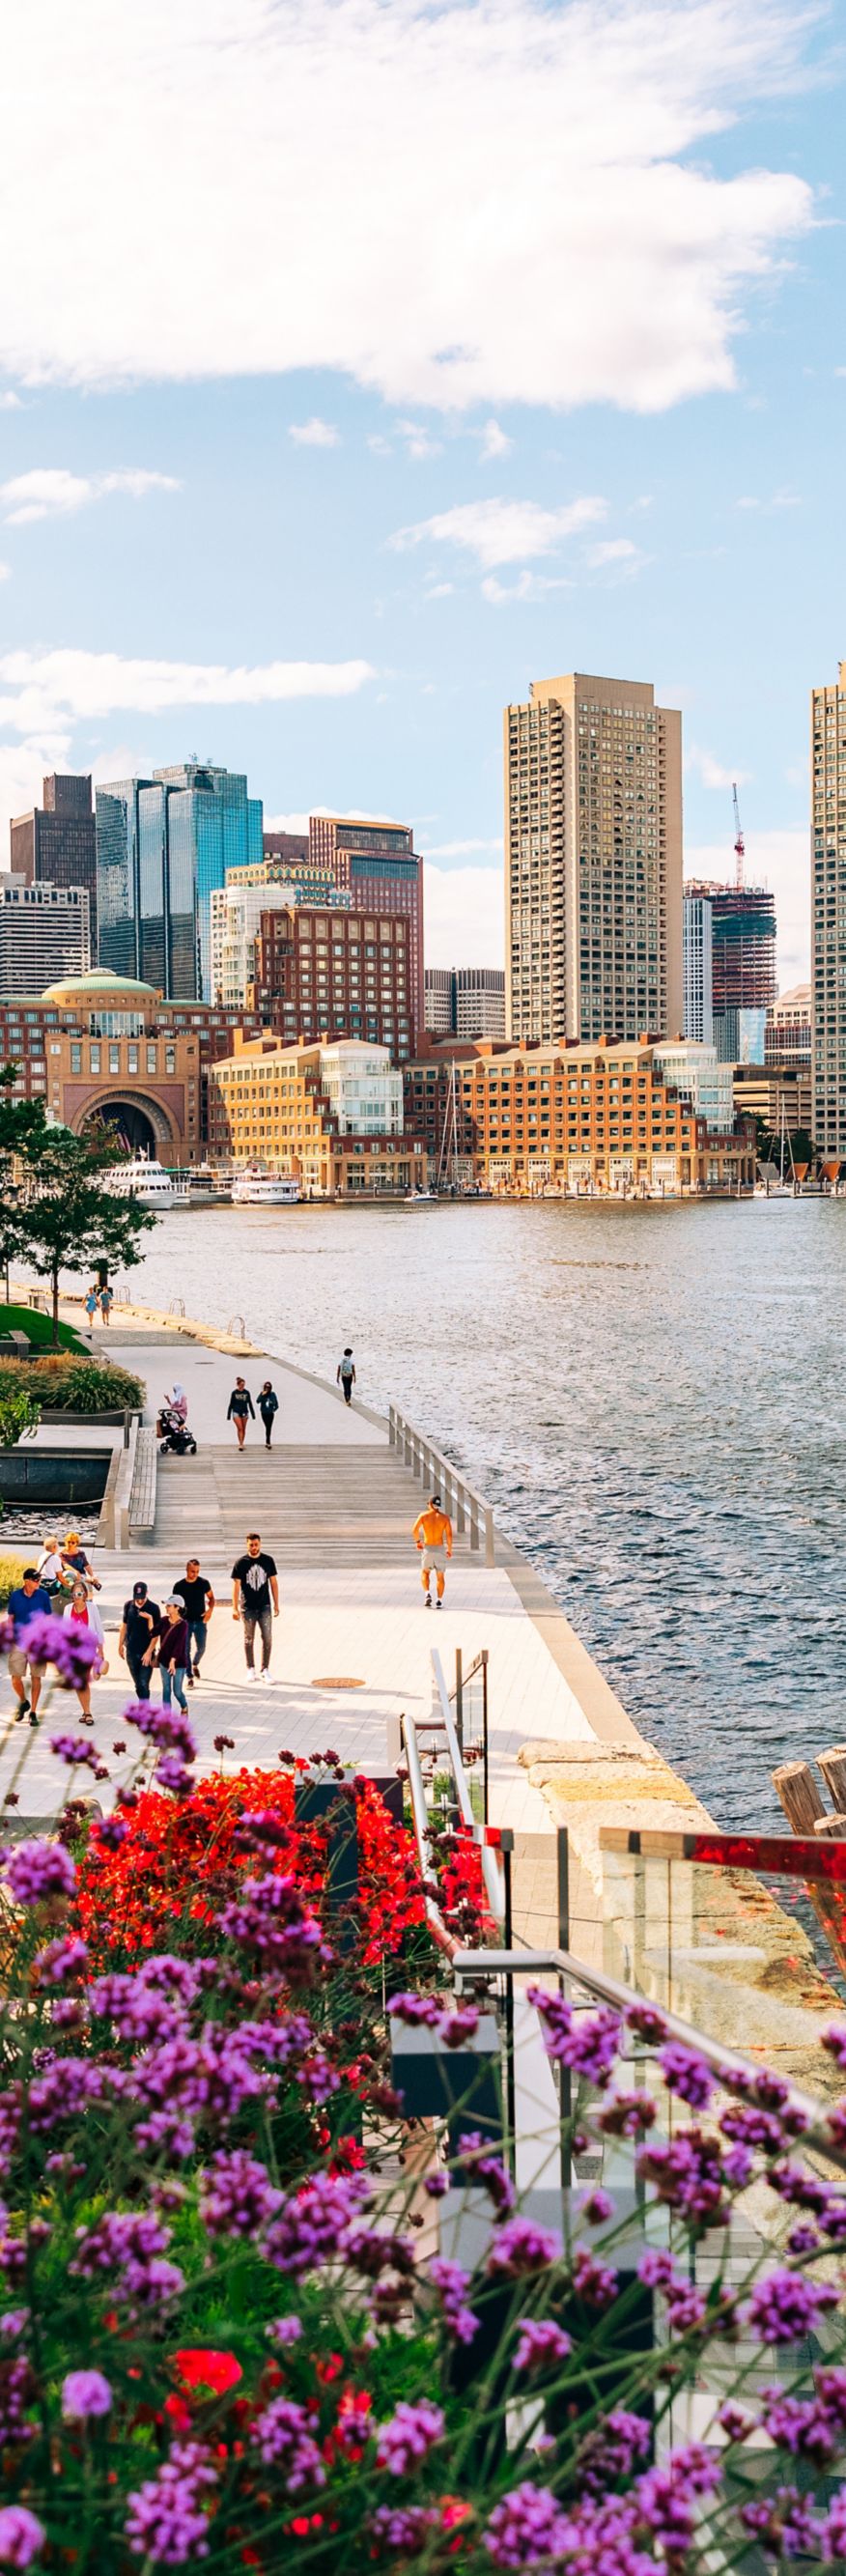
732;782;745;892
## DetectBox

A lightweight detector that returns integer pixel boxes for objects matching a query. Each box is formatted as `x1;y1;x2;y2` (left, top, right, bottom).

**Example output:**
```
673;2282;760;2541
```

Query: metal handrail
400;1713;459;1960
387;1403;495;1566
452;1942;846;2162
430;1652;504;1925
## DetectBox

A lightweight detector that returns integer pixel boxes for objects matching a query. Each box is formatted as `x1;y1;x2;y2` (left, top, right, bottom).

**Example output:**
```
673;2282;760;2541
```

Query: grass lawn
0;1303;88;1354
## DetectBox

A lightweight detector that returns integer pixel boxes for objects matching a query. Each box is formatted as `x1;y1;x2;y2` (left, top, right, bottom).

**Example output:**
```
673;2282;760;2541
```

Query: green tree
0;1381;41;1451
18;1123;156;1345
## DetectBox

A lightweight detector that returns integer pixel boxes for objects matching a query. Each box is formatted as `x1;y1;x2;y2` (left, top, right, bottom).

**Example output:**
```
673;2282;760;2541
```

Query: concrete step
154;1445;478;1568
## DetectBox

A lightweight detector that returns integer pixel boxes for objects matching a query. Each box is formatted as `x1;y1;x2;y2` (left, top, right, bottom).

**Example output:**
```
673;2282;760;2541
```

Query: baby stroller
156;1401;197;1457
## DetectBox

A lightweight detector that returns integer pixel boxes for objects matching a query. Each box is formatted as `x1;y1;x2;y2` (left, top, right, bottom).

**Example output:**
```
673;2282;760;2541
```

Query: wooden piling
817;1747;846;1814
773;1762;826;1836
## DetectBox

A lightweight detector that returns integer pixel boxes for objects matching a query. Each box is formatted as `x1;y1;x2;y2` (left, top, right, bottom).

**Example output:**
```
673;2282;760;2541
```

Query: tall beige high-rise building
504;671;683;1045
811;665;846;1157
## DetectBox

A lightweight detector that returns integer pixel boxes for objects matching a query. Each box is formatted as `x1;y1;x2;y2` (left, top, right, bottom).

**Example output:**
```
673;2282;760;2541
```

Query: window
90;1044;100;1073
128;1045;138;1074
70;1044;81;1073
109;1044;120;1074
147;1044;157;1073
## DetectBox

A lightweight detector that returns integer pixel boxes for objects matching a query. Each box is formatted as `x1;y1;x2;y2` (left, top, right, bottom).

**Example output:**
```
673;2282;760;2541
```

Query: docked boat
104;1155;188;1208
404;1189;437;1204
231;1172;300;1206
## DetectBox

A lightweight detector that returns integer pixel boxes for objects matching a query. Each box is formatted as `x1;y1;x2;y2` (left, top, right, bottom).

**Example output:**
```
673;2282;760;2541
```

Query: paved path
0;1323;598;1940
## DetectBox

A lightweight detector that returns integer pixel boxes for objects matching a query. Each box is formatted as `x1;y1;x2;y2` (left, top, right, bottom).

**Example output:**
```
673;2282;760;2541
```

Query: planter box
0;1447;113;1506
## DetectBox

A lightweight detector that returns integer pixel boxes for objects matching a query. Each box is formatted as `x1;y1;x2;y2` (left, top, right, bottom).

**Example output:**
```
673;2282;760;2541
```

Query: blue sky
0;0;842;981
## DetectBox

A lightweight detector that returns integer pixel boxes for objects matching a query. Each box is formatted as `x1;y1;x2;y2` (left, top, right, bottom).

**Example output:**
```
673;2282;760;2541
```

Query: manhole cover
310;1676;366;1691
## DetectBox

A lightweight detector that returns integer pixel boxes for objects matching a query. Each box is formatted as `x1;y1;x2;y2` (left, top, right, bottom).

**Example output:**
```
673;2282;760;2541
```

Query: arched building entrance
78;1092;179;1160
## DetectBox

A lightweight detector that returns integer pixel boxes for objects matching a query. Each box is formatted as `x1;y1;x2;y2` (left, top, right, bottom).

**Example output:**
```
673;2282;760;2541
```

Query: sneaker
424;1594;432;1609
186;1675;195;1688
14;1698;30;1722
29;1712;40;1728
192;1666;202;1681
436;1598;442;1610
260;1668;271;1685
245;1668;258;1684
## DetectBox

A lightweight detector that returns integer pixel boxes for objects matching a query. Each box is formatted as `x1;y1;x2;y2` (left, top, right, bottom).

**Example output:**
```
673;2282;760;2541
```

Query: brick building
209;1033;424;1195
0;970;259;1163
309;815;424;1038
11;773;98;948
249;903;412;1056
404;1036;752;1195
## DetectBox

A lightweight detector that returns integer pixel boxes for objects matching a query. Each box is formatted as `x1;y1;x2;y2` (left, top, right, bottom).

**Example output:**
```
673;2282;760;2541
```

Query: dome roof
41;970;159;1003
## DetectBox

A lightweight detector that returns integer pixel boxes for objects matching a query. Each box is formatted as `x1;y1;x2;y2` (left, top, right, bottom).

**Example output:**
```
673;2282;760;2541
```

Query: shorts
421;1544;446;1571
8;1646;31;1680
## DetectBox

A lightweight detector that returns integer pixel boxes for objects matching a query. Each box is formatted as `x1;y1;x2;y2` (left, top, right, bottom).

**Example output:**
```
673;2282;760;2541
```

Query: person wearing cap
118;1581;161;1701
155;1601;190;1716
7;1567;52;1724
412;1492;453;1609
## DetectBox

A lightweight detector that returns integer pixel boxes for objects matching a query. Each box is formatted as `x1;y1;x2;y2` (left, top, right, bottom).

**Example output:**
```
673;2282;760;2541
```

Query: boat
104;1155;188;1208
404;1189;437;1204
231;1172;300;1205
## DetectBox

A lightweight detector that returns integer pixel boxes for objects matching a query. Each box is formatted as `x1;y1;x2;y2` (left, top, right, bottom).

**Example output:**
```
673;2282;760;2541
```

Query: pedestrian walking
155;1602;190;1714
99;1284;113;1326
172;1559;215;1682
7;1567;52;1725
258;1380;279;1448
62;1531;101;1592
412;1491;453;1609
227;1377;255;1450
64;1580;105;1723
37;1533;74;1600
84;1286;99;1328
337;1347;355;1405
231;1532;278;1684
118;1581;161;1701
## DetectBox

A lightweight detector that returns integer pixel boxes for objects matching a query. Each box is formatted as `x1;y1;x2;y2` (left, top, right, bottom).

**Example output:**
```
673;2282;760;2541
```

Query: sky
0;0;843;985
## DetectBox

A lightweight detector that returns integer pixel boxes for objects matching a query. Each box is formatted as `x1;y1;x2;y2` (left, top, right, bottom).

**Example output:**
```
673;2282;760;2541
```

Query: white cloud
481;568;572;604
735;486;802;510
288;417;340;447
0;467;179;524
395;420;442;461
392;494;605;569
0;650;376;729
424;580;455;598
478;419;512;463
425;861;504;968
0;392;21;411
586;535;647;575
688;744;751;791
686;827;808;984
0;563;10;582
0;0;814;414
264;811;310;835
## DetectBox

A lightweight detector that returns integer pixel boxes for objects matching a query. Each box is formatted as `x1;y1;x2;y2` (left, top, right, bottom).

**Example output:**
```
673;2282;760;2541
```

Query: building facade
208;1033;422;1195
686;881;777;1063
404;1036;751;1195
309;815;424;1039
0;879;91;991
97;763;263;1003
504;672;684;1047
211;882;305;1008
11;773;98;947
652;1040;735;1134
248;903;412;1057
0;969;259;1162
733;1062;813;1146
811;669;846;1155
262;830;310;866
766;983;812;1069
683;892;714;1043
424;967;506;1040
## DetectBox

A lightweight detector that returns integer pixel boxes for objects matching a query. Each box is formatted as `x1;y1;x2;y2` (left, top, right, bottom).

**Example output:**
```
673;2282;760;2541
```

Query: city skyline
0;1;841;989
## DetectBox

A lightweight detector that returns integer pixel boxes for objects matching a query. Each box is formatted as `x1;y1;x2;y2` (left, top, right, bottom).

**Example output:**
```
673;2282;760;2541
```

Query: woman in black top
258;1381;279;1448
226;1378;255;1451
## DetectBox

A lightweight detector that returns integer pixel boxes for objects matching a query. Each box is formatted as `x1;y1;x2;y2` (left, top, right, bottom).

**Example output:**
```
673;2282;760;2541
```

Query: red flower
173;2347;243;2396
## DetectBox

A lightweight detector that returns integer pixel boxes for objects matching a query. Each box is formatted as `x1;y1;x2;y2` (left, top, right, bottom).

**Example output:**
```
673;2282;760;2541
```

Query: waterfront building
766;983;811;1069
248;902;412;1056
309;814;424;1038
209;1033;422;1195
682;891;714;1043
733;1061;814;1146
686;880;776;1063
0;877;91;991
97;763;263;1003
0;968;259;1162
503;671;683;1047
211;882;305;1008
11;773;98;948
404;1034;751;1194
652;1040;735;1134
424;967;506;1040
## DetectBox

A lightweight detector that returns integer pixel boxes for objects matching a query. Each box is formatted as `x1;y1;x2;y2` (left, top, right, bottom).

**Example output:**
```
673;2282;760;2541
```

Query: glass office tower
96;764;263;998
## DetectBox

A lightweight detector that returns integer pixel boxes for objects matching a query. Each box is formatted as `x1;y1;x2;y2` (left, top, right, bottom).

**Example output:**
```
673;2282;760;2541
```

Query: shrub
0;1382;41;1449
0;1550;27;1602
0;1354;144;1414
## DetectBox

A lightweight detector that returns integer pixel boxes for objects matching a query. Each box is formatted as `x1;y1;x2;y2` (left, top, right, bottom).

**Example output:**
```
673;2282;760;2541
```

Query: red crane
732;782;745;892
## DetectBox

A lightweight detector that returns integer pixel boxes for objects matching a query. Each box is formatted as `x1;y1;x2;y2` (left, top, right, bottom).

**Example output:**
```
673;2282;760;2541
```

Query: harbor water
108;1196;846;1835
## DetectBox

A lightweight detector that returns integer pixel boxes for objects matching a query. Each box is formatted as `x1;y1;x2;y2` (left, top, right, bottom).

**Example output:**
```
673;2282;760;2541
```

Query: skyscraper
309;815;424;1040
96;763;263;1000
683;891;714;1043
504;672;683;1045
812;666;846;1155
686;881;776;1063
10;774;98;947
0;878;91;991
424;967;506;1039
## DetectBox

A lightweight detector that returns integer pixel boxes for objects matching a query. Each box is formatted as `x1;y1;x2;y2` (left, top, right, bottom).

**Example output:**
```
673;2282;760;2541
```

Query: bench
128;1424;157;1544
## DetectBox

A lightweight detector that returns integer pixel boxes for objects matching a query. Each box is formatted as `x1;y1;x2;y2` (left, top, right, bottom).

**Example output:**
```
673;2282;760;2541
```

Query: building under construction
685;882;776;1062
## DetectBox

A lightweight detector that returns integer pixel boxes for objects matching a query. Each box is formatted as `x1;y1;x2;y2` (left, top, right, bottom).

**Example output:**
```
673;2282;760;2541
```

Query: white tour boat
231;1173;301;1206
105;1156;188;1208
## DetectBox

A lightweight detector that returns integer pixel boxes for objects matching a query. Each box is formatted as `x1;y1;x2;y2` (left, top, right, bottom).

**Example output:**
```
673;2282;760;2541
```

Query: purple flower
0;2359;35;2446
428;2256;479;2345
571;2246;618;2308
6;1839;75;1907
822;2024;846;2069
635;2443;721;2551
0;2314;28;2340
576;2408;651;2497
580;2187;613;2225
200;2149;281;2238
823;2490;846;2559
376;2397;444;2477
14;1612;99;1686
34;1936;88;1985
527;1987;621;2085
483;2483;570;2568
486;2218;561;2279
250;2395;325;2490
513;2319;572;2374
659;2042;716;2109
387;1993;441;2027
370;2506;438;2554
264;2171;370;2277
742;2487;821;2557
438;2005;479;2049
636;2131;731;2227
155;1753;194;1798
457;2133;515;2213
0;2509;44;2568
49;1735;99;1770
126;2440;216;2564
268;2315;302;2347
745;2269;839;2346
62;2368;112;2420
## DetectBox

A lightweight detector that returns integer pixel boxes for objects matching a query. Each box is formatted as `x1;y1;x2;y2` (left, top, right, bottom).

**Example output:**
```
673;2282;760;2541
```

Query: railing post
456;1478;466;1536
469;1497;479;1551
388;1404;396;1448
481;1650;489;1827
484;1508;495;1568
455;1648;464;1758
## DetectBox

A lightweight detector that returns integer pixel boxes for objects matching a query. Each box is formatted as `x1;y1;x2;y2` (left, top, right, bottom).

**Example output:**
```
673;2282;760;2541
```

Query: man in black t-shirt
231;1532;279;1684
119;1582;161;1701
172;1559;216;1684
